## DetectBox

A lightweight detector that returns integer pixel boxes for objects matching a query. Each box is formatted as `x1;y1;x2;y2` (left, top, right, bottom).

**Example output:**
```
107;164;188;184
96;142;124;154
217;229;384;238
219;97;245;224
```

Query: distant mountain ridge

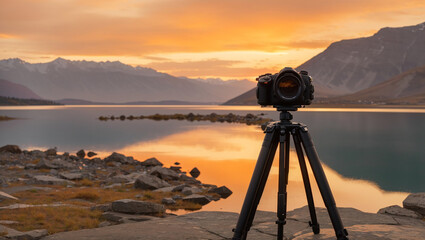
225;21;425;105
0;58;255;103
0;78;42;99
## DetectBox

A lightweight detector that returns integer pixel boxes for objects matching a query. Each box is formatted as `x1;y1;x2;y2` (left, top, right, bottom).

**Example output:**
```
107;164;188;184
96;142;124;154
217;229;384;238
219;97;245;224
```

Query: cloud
145;59;277;78
1;0;425;57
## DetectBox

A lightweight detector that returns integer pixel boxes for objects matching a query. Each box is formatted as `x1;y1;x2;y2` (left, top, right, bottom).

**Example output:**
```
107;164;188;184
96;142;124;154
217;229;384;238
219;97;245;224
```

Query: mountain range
225;22;425;105
0;58;255;104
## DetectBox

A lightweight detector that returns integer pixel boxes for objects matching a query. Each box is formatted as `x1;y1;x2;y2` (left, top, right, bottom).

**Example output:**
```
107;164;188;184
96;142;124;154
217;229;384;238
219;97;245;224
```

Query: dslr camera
256;67;314;107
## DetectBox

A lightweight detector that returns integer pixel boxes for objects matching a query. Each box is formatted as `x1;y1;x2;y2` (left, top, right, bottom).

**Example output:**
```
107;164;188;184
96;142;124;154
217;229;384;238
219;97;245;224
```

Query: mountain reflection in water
116;124;408;214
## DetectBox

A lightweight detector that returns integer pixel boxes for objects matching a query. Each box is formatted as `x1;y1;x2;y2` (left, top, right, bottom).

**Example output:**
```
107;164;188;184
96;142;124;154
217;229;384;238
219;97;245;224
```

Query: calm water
1;105;425;213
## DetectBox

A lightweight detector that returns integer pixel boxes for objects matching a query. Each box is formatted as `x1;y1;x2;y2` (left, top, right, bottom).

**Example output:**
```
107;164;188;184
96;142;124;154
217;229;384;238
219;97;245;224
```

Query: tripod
232;107;349;240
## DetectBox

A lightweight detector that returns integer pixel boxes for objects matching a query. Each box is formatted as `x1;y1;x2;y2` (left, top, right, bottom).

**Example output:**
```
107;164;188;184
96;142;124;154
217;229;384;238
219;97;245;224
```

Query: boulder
45;148;57;156
31;175;73;185
189;167;200;178
403;193;425;216
170;166;182;172
174;162;180;165
179;174;201;184
76;149;86;159
30;150;46;158
149;166;179;180
51;159;77;169
35;158;57;169
4;228;48;240
0;191;18;201
378;205;422;219
208;186;233;199
111;199;165;214
141;157;163;167
134;175;171;190
104;152;134;164
172;195;182;200
87;151;97;157
0;145;22;154
153;186;175;193
162;198;176;205
182;194;211;205
59;172;83;180
90;203;112;212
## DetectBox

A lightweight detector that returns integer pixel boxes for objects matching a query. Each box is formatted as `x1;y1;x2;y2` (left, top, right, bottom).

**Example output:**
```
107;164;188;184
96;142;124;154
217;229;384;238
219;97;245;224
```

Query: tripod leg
292;129;320;234
277;128;290;240
298;126;349;240
232;124;280;240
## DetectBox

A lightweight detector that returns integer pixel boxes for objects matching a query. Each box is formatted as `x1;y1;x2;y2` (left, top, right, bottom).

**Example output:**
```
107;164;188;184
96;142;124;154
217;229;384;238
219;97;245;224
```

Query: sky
1;0;425;80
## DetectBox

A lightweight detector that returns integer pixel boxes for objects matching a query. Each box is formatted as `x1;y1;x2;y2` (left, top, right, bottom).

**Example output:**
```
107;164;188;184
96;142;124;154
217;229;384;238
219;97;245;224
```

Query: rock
189;167;200;178
30;150;46;158
0;220;18;224
171;184;188;192
141;157;163;167
106;174;131;184
45;148;57;156
3;228;48;240
51;159;76;169
403;192;425;216
0;191;18;201
104;152;134;164
153;186;175;193
378;205;422;219
134;174;171;190
162;198;176;205
59;172;83;180
149;166;179;181
0;177;8;187
102;212;158;223
172;195;182;200
76;149;86;159
174;162;180;165
103;183;122;189
206;194;221;201
0;145;22;154
182;187;202;196
111;199;165;214
91;203;112;212
182;194;211;205
98;221;112;227
179;174;201;184
170;166;181;172
87;151;97;157
35;158;57;169
208;186;233;198
30;175;73;185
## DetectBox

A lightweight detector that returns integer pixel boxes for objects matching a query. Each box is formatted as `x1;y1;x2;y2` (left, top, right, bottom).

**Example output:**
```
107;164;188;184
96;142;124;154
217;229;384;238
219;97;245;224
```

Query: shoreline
0;145;232;237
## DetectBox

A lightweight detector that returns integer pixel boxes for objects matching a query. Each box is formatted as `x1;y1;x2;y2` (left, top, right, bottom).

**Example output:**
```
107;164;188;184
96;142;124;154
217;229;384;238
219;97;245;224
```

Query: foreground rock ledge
42;206;425;240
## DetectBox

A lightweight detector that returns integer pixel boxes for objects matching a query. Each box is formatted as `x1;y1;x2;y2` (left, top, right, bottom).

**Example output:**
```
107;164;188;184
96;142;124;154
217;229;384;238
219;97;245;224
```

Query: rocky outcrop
134;175;171;190
208;186;233;199
402;192;425;216
0;145;22;154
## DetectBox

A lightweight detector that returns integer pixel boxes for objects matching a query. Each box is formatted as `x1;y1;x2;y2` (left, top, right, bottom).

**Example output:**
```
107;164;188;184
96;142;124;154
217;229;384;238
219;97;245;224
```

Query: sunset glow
1;0;425;79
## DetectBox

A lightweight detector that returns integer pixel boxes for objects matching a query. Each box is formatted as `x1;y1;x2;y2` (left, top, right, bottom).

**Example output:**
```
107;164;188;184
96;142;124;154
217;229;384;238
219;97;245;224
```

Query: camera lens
276;76;301;100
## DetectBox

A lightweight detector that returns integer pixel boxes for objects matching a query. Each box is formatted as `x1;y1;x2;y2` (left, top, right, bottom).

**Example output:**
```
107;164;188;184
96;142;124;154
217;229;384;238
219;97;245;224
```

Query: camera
256;67;314;107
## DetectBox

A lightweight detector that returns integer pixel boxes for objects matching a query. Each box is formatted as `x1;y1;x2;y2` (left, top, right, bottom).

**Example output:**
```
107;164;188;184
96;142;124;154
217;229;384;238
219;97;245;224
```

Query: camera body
256;67;314;107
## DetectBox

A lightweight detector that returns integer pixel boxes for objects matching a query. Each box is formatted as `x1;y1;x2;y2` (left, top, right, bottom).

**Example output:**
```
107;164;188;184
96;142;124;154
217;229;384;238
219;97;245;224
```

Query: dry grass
0;207;102;234
76;179;95;187
73;191;100;201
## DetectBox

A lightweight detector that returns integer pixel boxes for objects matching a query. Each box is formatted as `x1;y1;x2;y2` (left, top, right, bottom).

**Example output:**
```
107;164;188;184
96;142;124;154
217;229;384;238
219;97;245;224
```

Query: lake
1;105;425;214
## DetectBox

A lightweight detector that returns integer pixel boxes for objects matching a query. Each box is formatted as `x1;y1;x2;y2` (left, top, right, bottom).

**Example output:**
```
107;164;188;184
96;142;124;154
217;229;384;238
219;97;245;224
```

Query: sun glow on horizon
1;0;425;79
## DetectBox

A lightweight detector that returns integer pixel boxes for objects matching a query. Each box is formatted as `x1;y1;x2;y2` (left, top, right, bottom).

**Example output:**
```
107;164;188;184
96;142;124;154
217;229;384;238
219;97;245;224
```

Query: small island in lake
98;112;273;126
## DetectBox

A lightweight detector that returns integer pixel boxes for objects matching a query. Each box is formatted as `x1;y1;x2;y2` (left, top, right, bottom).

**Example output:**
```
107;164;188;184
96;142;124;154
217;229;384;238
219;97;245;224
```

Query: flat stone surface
111;199;165;214
41;206;425;240
378;205;422;219
30;175;73;185
1;186;52;194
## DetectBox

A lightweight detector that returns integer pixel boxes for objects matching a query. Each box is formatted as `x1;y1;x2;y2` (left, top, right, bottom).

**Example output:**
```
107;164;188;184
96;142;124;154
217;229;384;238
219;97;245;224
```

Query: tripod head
274;105;300;123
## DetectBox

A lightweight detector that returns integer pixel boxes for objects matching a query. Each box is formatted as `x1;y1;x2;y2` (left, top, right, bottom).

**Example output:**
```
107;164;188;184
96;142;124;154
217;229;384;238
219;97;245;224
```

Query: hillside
0;96;61;106
330;65;425;104
0;79;41;99
298;22;425;94
224;22;425;105
0;58;255;103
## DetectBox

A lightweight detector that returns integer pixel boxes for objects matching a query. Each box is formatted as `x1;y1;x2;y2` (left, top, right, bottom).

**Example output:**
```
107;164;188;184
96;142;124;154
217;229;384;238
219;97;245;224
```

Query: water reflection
118;124;408;214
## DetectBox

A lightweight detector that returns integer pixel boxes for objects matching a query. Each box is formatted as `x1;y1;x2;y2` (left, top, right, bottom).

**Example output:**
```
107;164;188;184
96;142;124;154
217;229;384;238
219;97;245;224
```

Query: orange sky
1;0;425;79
